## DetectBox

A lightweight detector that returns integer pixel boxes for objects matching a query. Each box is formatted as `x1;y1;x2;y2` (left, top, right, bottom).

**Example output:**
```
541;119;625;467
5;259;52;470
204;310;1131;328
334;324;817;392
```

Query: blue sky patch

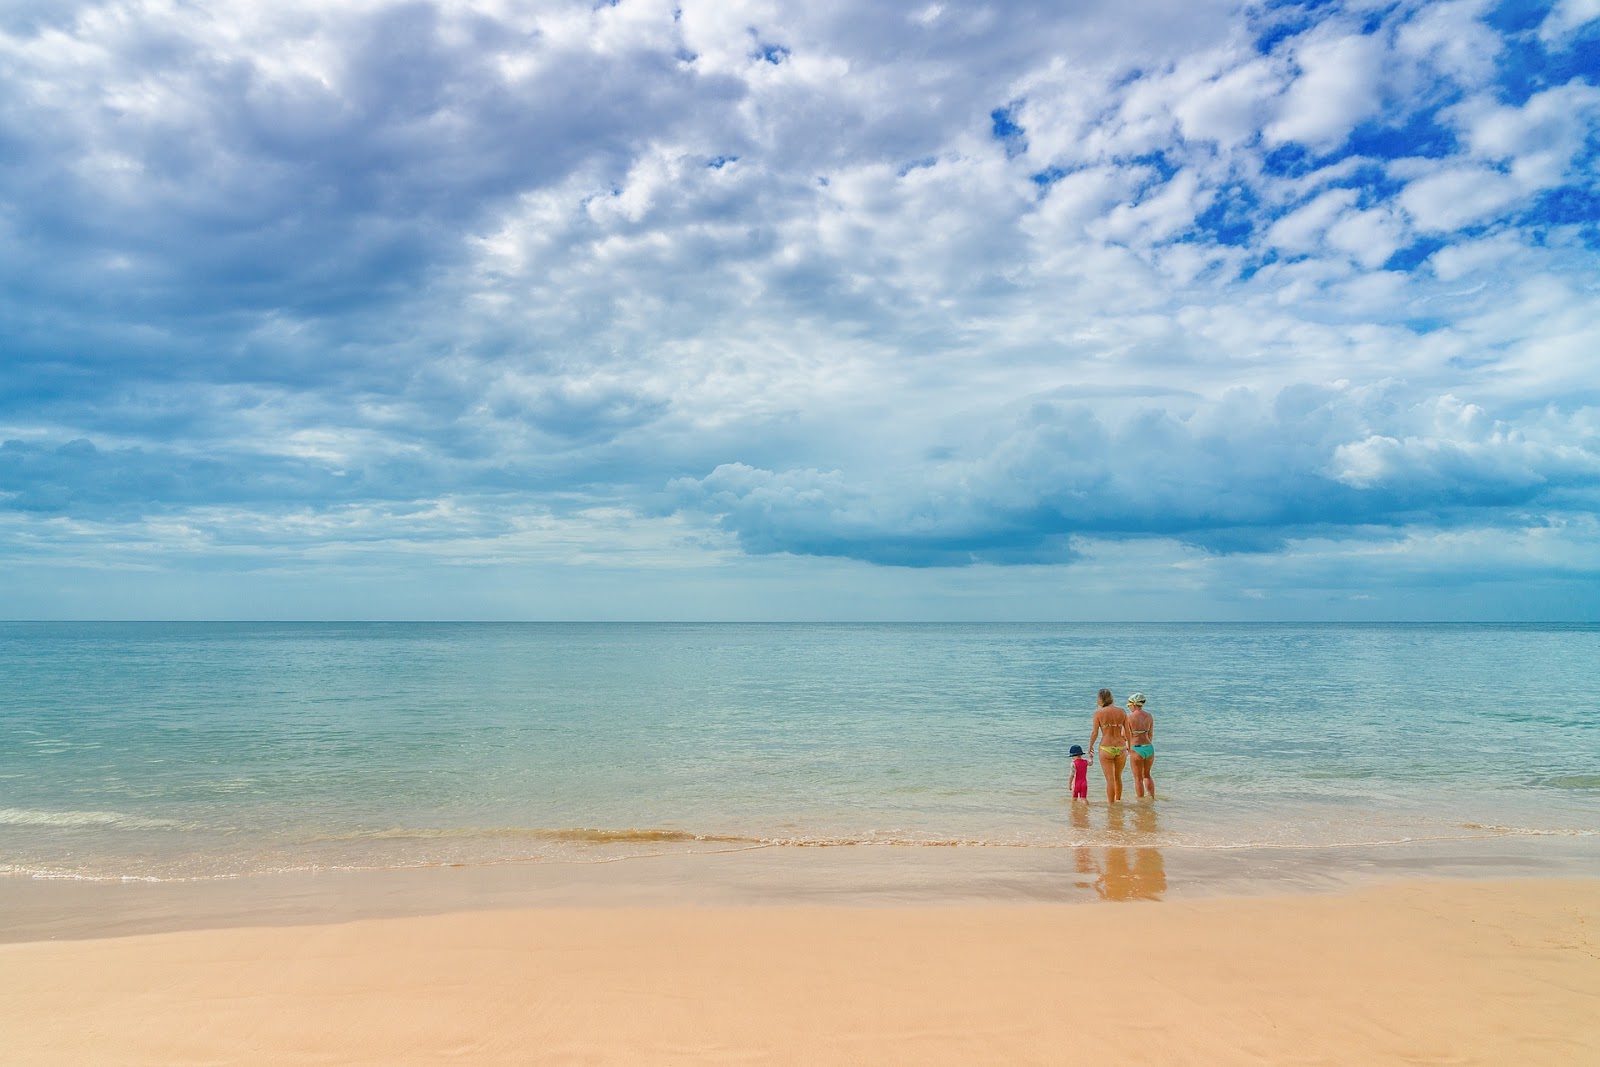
1383;237;1447;272
1030;165;1069;188
1343;111;1459;163
1261;143;1317;179
990;102;1027;157
1190;186;1260;247
1493;35;1600;105
1485;0;1556;35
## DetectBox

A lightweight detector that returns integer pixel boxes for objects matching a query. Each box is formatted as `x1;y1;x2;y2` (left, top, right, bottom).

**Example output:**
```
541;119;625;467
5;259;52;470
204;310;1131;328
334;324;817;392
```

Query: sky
2;0;1598;621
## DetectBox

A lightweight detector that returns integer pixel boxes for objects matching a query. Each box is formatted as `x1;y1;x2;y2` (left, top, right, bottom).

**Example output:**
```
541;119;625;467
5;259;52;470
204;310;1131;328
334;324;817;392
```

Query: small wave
756;835;992;848
7;826;1593;883
294;826;1096;851
537;827;752;845
315;826;758;845
0;807;180;830
1459;823;1599;838
1538;775;1600;791
0;866;170;883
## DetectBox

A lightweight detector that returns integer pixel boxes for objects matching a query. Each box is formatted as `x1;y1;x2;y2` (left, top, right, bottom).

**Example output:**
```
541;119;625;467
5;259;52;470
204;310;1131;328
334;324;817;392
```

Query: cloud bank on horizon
2;0;1598;619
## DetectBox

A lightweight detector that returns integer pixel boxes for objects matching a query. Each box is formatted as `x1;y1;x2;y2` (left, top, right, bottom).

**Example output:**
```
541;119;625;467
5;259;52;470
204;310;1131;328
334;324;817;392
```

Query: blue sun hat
1127;693;1147;706
1069;744;1085;757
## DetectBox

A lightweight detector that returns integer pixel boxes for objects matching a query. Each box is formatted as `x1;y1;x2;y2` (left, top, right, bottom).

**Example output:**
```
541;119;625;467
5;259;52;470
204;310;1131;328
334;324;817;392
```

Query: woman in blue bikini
1127;692;1155;799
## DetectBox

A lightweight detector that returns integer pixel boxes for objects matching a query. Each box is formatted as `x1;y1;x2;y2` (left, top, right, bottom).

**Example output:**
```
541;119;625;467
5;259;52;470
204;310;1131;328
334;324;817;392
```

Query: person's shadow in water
1072;802;1167;901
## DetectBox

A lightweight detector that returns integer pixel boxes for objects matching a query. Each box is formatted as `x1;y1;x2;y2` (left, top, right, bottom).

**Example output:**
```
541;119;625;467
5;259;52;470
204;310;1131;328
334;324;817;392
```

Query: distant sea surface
2;622;1596;881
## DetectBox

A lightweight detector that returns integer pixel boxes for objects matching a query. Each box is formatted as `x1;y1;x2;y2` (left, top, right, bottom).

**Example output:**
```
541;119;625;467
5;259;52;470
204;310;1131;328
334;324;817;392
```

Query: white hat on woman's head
1126;693;1146;705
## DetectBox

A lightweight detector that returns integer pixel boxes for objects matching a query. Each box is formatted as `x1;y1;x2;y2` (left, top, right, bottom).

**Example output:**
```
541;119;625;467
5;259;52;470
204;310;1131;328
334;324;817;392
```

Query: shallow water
2;622;1596;880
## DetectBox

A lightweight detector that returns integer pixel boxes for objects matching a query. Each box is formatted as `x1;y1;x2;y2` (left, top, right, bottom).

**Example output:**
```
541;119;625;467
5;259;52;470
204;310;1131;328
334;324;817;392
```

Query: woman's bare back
1094;705;1130;747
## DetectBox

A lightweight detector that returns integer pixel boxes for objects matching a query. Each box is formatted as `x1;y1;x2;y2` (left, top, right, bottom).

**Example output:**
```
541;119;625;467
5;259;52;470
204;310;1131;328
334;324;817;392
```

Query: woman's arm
1088;713;1100;755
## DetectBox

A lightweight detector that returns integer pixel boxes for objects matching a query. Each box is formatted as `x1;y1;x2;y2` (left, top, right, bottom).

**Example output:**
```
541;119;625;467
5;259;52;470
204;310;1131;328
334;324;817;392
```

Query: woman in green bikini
1088;688;1130;802
1127;693;1155;799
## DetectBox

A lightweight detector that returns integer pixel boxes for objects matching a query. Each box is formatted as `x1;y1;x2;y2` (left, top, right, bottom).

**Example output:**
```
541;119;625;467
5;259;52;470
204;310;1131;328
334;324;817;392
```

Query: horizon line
3;619;1593;626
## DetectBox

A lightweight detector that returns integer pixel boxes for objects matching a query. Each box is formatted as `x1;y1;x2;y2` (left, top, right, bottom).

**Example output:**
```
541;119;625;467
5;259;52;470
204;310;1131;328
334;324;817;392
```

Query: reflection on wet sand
1072;801;1167;901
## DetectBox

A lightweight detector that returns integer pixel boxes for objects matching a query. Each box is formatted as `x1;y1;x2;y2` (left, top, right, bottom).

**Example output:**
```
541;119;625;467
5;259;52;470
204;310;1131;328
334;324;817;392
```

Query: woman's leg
1100;754;1118;801
1142;756;1155;798
1130;754;1148;798
1113;752;1127;801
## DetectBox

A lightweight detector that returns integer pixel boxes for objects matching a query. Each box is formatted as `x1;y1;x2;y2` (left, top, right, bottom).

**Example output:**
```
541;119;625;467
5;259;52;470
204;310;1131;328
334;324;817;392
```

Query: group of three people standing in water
1083;688;1155;802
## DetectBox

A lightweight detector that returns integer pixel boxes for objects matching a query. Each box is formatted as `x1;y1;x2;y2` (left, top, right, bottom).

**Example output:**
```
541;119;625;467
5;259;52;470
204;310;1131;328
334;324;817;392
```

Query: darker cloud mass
666;463;1079;568
670;388;1600;566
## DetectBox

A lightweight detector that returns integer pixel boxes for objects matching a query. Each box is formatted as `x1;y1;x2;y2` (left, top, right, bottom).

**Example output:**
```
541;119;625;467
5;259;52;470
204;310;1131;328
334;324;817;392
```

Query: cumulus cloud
2;0;1598;618
1394;0;1502;86
1328;397;1600;496
1539;0;1600;46
1264;29;1386;150
669;389;1600;566
1455;81;1600;183
1171;56;1283;148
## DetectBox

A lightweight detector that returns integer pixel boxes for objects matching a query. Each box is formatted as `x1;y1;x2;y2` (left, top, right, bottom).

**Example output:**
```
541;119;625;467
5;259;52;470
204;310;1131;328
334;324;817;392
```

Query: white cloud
1029;166;1140;233
1091;168;1210;245
1394;0;1501;86
1427;231;1532;281
1171;56;1284;147
1539;0;1600;46
1328;396;1600;491
1324;205;1405;269
1399;165;1524;232
1264;30;1386;149
1454;81;1600;186
1266;188;1359;254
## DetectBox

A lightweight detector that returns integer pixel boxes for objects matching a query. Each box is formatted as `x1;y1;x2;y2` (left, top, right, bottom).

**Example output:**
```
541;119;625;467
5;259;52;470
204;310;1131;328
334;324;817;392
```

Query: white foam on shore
5;824;1595;883
0;808;182;830
1460;822;1600;837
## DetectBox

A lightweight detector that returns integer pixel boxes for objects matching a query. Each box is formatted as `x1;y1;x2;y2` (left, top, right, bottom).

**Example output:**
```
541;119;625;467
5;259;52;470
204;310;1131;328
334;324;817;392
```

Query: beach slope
2;879;1596;1065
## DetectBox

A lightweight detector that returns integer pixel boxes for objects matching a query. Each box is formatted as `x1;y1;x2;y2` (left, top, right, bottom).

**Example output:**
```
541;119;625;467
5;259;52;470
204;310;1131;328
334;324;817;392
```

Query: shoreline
2;877;1595;1064
4;833;1594;944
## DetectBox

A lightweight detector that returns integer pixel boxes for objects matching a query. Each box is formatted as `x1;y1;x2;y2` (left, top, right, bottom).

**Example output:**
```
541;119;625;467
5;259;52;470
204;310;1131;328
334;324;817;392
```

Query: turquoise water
2;622;1597;880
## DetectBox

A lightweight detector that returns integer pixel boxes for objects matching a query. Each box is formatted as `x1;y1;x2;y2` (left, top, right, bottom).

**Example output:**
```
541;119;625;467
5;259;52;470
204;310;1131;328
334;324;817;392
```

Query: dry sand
2;878;1596;1065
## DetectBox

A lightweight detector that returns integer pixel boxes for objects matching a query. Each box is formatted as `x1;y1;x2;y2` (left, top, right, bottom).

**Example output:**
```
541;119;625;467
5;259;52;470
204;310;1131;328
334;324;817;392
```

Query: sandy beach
3;875;1596;1065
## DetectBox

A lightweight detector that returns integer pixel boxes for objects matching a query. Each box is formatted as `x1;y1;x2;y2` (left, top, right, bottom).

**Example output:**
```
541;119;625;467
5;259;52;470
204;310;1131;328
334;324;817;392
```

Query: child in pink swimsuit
1069;744;1089;800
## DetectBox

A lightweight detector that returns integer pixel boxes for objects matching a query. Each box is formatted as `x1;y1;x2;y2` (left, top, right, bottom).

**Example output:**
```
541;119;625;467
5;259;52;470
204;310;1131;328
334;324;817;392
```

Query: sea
2;622;1597;882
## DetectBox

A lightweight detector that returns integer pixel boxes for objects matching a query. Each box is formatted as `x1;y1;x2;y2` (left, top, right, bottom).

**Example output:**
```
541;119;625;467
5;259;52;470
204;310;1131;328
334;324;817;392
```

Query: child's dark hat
1069;744;1085;757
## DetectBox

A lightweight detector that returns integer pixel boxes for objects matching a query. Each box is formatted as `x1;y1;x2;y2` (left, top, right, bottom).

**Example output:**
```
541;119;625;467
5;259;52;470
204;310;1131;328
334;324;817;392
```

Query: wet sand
3;832;1595;943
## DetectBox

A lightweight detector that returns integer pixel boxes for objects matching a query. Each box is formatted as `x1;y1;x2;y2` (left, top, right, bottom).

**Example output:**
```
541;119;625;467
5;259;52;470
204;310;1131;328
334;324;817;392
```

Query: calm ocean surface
2;622;1597;881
